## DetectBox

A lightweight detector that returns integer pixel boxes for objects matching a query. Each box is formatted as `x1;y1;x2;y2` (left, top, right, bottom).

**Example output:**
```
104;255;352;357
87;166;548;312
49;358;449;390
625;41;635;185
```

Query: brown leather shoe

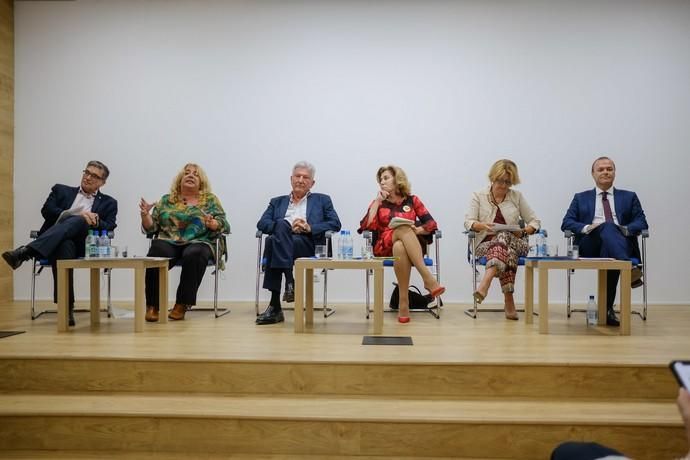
145;307;159;322
168;303;187;321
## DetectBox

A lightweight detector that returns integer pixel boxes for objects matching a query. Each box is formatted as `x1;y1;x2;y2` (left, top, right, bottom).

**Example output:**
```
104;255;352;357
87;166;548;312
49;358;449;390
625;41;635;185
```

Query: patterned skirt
475;232;529;293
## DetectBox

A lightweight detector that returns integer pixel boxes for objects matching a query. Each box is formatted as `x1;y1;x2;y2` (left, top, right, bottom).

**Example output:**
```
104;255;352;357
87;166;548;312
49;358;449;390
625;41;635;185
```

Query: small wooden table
294;258;384;334
524;258;632;335
57;257;169;333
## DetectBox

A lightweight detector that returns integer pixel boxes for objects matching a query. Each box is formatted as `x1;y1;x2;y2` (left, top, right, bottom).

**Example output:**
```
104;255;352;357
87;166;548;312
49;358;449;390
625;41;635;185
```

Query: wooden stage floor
1;300;688;366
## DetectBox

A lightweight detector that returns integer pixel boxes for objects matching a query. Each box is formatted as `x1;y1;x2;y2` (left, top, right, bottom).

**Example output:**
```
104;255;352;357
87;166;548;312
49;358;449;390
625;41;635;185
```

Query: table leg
619;267;632;335
525;265;534;324
305;268;314;327
134;267;145;332
158;264;168;324
538;267;549;334
373;266;384;334
57;264;69;332
90;268;100;327
597;270;607;326
294;264;304;333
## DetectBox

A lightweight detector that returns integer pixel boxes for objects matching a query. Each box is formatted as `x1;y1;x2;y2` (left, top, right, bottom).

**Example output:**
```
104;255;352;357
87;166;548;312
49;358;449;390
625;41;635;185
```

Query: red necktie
602;191;613;223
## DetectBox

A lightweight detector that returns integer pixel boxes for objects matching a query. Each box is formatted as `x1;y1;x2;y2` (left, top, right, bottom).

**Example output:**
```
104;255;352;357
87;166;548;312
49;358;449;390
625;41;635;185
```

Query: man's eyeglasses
83;170;104;181
495;179;512;186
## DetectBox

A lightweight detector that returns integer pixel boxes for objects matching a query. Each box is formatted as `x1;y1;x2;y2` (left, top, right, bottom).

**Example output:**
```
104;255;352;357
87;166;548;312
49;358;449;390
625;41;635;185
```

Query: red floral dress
358;195;438;257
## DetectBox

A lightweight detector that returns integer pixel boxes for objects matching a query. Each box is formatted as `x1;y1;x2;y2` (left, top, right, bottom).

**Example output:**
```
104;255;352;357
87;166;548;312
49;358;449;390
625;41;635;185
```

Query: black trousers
578;222;634;311
145;240;213;309
262;220;314;292
27;215;90;308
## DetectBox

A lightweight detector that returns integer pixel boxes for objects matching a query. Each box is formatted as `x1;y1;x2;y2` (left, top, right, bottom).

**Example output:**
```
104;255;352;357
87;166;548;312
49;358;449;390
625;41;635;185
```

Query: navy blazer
39;184;118;235
561;188;648;258
257;193;341;244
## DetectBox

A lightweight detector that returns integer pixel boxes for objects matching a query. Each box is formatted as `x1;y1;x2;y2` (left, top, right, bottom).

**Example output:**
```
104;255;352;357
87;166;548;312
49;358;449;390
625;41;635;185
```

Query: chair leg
106;268;112;317
30;260;39;320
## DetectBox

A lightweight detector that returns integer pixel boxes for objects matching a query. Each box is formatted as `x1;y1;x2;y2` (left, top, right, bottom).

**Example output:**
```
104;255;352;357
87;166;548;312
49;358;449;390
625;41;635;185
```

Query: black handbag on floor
389;283;433;310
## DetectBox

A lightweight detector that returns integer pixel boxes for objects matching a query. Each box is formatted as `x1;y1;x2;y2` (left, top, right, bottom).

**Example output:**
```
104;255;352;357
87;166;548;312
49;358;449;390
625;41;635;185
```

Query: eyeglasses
82;170;104;181
494;179;512;186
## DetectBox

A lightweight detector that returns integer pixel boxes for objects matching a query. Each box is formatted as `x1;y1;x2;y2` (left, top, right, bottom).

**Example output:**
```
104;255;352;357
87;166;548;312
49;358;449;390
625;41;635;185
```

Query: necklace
490;188;506;206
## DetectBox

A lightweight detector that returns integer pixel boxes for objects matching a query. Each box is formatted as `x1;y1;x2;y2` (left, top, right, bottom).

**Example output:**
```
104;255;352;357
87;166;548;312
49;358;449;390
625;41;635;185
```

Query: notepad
388;217;415;229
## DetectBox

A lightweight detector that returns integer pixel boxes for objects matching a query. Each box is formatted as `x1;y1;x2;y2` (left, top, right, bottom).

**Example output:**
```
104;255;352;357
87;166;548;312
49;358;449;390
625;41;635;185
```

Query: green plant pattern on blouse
149;193;230;266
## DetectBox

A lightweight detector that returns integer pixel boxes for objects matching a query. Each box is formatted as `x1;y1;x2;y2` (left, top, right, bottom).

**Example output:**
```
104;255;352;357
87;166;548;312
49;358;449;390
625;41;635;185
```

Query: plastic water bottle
85;230;96;259
337;230;345;259
99;230;111;258
343;230;354;260
587;295;598;325
536;229;547;257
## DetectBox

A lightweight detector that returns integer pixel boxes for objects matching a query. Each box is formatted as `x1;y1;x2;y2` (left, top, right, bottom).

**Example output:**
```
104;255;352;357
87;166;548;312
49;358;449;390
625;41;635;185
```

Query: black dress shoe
2;246;33;270
631;267;643;289
606;310;620;327
282;282;295;303
256;305;285;325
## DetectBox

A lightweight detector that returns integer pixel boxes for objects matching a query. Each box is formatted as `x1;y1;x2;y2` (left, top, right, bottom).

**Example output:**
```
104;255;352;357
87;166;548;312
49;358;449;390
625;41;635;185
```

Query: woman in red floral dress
359;165;445;323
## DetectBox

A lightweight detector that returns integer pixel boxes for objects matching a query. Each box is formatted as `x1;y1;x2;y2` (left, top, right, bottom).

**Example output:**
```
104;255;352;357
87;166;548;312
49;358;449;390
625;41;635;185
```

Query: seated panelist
561;156;648;327
255;161;342;325
139;163;229;322
358;165;445;324
464;159;540;320
2;161;117;327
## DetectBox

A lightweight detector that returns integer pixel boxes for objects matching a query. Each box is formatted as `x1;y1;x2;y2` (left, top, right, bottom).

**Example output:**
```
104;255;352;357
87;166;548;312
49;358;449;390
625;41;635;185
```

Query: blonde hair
377;165;411;196
169;163;212;206
488;159;521;186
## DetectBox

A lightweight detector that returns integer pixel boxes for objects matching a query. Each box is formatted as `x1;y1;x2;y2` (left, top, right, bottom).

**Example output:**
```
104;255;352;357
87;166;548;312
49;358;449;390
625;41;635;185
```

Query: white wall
13;0;690;306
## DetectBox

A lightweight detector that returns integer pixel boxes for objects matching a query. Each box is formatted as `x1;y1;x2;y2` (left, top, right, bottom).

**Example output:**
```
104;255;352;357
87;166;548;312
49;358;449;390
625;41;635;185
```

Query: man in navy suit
256;161;341;325
2;161;118;326
561;157;648;326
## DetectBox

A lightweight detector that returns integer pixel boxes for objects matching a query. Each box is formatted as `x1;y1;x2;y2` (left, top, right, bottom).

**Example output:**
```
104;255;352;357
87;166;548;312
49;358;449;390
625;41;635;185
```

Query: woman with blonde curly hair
139;163;230;321
358;165;445;323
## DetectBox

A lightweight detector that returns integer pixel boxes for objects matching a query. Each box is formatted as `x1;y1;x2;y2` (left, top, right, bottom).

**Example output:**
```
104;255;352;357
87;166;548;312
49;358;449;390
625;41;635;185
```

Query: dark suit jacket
257;192;341;244
39;184;118;235
561;188;648;259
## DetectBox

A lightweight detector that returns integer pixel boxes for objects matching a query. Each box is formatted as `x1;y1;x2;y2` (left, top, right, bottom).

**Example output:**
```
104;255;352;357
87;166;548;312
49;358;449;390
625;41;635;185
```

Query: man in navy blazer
561;156;648;326
256;161;341;325
3;161;118;326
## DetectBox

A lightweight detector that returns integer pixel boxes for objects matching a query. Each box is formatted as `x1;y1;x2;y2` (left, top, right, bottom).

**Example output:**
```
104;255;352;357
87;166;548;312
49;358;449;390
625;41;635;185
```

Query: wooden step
0;394;685;459
0;357;678;401
0;452;495;460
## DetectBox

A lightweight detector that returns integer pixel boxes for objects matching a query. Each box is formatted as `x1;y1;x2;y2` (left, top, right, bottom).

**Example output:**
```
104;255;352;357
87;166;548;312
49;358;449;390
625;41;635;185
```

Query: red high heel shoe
429;285;446;298
398;316;410;323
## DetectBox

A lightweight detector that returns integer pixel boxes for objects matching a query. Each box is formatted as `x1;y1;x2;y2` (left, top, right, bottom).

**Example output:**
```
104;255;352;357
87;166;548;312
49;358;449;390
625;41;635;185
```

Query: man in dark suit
256;161;341;325
2;161;118;326
561;156;648;326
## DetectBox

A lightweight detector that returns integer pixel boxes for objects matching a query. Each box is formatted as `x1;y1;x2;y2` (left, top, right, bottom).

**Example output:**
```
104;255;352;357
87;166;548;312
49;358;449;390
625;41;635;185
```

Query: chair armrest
255;230;263;238
641;229;649;238
564;230;573;238
465;230;476;240
433;229;442;239
325;230;335;240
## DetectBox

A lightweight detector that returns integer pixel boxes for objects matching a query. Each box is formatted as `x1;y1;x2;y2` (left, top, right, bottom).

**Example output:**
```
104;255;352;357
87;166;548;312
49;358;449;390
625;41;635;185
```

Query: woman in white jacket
464;159;540;320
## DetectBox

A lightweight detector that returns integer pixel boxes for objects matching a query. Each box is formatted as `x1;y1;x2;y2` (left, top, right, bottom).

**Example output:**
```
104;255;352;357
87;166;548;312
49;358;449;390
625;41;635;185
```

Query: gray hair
86;160;110;180
292;161;315;179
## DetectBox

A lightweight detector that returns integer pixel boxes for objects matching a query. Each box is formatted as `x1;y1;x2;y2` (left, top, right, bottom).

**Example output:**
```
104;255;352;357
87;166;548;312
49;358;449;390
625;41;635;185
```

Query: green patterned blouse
148;193;230;263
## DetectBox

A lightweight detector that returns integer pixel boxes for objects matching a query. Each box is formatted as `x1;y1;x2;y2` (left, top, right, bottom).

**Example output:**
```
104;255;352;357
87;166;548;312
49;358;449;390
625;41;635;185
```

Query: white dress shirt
583;187;619;233
284;192;310;224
